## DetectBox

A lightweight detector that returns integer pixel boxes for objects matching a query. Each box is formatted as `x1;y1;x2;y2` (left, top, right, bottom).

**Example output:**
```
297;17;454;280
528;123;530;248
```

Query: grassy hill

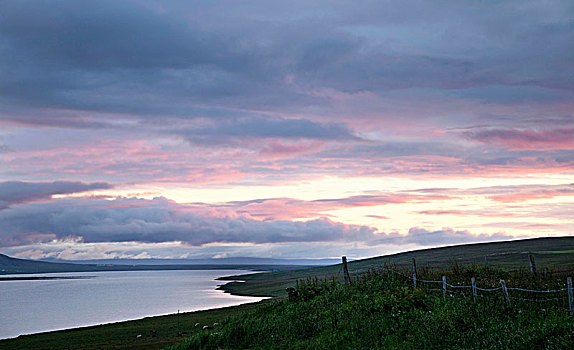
219;236;574;297
172;264;574;350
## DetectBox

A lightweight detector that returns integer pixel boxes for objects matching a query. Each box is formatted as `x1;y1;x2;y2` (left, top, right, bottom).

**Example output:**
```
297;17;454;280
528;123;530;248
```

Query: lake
0;270;265;340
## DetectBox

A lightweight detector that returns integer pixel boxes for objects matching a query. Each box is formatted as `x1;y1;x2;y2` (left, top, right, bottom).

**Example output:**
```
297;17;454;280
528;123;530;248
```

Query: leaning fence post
567;277;573;313
442;276;447;299
500;280;510;305
412;258;417;289
471;277;477;301
529;254;537;275
342;256;351;284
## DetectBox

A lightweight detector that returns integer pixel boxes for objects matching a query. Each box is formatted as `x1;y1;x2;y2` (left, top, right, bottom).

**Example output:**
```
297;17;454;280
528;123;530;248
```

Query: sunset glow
1;0;573;261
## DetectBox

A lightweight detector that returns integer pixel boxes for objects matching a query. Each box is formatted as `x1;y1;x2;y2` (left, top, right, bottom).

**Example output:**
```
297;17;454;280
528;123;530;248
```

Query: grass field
1;236;573;349
218;236;574;297
170;265;574;350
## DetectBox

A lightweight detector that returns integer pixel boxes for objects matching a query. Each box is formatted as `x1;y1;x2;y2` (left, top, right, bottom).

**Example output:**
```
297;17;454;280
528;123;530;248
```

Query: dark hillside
0;254;103;274
0;253;307;275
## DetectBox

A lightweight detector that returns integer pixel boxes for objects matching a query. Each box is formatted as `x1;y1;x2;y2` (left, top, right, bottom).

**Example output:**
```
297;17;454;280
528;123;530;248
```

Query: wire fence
357;262;574;314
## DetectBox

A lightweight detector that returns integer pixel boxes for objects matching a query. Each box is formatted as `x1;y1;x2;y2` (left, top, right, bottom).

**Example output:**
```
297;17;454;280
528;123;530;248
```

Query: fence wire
371;266;573;310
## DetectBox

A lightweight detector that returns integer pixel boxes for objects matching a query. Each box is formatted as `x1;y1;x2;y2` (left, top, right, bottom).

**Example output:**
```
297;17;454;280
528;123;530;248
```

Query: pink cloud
466;128;574;150
416;209;516;218
365;215;390;220
488;184;574;203
192;193;451;221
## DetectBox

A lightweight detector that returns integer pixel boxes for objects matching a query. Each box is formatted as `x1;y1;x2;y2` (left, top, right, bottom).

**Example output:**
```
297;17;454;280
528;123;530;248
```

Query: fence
340;256;574;314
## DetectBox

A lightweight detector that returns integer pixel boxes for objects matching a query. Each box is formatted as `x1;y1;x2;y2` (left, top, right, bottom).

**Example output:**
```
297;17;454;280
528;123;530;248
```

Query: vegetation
169;265;574;350
218;236;574;297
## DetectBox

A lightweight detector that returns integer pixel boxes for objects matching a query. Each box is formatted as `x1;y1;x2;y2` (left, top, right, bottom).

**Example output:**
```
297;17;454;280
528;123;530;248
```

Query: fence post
567;277;573;313
529;254;537;275
484;256;488;267
177;309;180;336
500;280;510;305
442;276;447;299
471;277;477;301
342;256;351;284
412;258;417;289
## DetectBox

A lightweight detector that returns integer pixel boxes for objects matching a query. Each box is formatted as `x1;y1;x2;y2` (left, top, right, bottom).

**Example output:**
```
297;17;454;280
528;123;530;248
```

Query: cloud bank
0;181;113;209
0;197;375;247
371;227;517;246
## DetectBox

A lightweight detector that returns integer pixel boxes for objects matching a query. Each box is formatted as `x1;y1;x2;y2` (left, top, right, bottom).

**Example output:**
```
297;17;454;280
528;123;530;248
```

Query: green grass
539;250;574;254
169;266;574;350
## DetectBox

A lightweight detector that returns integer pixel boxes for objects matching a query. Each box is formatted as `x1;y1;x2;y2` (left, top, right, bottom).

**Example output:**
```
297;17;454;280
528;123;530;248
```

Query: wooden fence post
412;258;417;289
442;276;447;299
567;277;573;313
471;277;477;301
529;254;537;275
500;280;510;305
342;256;351;284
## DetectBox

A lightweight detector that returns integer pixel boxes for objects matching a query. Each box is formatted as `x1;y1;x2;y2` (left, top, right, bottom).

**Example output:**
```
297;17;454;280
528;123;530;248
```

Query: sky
0;0;573;261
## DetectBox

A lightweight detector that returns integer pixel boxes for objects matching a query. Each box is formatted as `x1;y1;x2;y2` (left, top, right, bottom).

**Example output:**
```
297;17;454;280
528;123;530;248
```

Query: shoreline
0;296;267;341
0;298;271;350
0;269;270;346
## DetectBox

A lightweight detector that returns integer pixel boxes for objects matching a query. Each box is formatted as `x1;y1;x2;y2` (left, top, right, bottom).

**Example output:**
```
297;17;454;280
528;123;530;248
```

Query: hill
218;236;574;297
0;254;308;275
0;254;103;274
39;257;339;266
172;263;574;350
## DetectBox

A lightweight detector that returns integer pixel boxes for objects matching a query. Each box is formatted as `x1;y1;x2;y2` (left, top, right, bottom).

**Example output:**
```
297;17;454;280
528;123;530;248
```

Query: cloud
0;197;376;247
409;183;574;203
487;183;574;203
0;181;113;209
465;128;574;150
371;227;517;246
178;118;359;145
195;192;449;220
416;210;516;218
365;215;390;220
1;0;572;129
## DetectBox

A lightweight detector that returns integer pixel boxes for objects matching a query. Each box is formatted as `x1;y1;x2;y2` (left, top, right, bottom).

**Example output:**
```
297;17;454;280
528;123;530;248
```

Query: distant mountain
40;257;341;266
0;254;317;275
0;254;103;274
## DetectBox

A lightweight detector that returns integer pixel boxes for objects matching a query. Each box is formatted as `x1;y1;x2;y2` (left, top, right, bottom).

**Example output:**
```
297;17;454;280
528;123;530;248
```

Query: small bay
0;270;264;340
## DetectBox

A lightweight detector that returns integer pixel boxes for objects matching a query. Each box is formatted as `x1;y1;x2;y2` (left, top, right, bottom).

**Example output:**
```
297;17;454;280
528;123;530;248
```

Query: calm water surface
0;270;264;339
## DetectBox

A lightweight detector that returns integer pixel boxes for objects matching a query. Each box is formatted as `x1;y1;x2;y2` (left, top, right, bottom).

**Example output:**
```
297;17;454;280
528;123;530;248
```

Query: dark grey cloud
0;181;113;209
179;118;359;145
371;227;516;246
0;142;10;153
0;197;376;247
0;1;235;70
0;0;572;130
